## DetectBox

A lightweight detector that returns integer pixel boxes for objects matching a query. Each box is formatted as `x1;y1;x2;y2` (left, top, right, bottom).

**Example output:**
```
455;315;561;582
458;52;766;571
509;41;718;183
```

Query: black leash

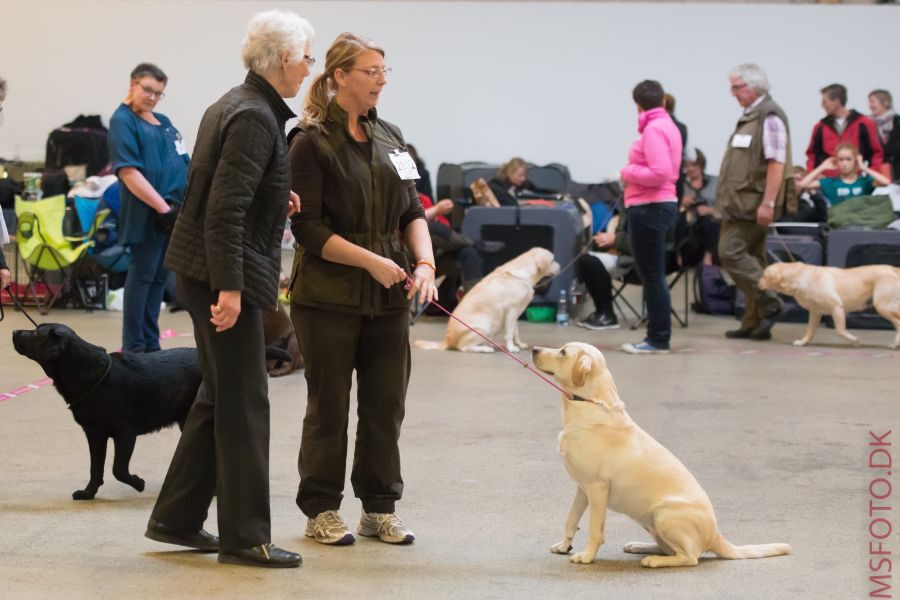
1;284;40;327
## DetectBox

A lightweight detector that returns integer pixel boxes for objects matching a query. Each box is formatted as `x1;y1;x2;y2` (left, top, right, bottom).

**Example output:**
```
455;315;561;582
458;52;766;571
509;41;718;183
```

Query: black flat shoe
725;327;754;339
218;544;302;568
145;519;219;552
750;318;776;340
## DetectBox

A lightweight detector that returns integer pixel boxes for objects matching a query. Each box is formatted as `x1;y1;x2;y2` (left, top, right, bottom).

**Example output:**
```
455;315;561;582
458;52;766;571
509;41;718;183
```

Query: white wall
2;1;898;184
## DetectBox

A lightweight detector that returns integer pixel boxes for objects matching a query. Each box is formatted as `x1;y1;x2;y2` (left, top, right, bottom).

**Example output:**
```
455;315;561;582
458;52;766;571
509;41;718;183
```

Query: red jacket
806;110;884;176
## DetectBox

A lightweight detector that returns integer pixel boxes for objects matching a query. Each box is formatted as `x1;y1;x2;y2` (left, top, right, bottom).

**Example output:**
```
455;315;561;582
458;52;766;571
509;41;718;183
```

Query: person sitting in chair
488;157;542;206
798;142;890;207
575;210;630;331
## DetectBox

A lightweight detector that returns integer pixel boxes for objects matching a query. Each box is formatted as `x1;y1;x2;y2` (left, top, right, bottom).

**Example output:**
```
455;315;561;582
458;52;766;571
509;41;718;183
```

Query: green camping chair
14;195;109;314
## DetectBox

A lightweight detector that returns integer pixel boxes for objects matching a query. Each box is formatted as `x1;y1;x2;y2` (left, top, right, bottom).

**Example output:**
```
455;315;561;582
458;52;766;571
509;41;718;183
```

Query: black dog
12;323;201;500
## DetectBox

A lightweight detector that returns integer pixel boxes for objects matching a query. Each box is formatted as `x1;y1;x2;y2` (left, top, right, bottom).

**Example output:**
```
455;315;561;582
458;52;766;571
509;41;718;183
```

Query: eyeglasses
351;67;392;79
730;83;748;93
135;82;166;99
303;55;316;67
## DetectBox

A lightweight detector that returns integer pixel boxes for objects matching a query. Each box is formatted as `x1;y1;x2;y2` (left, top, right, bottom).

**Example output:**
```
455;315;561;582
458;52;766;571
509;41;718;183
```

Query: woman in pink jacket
619;80;682;354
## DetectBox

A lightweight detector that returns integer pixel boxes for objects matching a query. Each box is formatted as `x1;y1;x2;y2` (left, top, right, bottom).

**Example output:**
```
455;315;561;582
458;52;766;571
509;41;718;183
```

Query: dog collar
70;355;112;407
569;393;599;405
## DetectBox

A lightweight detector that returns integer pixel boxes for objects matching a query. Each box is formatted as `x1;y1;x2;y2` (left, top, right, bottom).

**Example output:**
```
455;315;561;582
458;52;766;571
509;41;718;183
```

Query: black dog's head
12;323;105;381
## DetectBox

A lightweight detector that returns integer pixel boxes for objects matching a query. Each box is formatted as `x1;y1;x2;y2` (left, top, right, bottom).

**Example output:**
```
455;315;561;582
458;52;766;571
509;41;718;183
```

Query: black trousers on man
150;275;271;550
291;305;410;518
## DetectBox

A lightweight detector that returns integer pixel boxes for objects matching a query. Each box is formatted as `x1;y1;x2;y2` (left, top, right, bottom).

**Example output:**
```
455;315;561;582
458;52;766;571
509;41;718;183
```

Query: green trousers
718;219;782;329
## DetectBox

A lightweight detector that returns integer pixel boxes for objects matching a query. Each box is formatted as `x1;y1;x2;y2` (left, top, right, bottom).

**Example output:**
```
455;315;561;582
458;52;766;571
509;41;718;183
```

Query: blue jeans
626;202;678;348
122;239;169;352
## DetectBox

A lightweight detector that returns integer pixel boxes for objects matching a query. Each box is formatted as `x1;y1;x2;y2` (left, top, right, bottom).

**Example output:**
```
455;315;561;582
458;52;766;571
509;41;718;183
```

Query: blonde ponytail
301;31;384;131
303;73;334;130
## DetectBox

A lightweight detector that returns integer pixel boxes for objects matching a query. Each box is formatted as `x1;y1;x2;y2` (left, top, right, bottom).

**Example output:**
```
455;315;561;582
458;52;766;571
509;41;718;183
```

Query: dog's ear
571;352;593;388
41;327;68;362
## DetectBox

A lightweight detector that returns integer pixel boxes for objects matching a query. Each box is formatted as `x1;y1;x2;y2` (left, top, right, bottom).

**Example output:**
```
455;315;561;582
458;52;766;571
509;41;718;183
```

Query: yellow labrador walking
759;262;900;349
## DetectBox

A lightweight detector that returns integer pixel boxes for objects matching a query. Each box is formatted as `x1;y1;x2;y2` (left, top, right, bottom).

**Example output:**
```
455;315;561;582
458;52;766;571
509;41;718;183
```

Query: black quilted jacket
165;71;295;310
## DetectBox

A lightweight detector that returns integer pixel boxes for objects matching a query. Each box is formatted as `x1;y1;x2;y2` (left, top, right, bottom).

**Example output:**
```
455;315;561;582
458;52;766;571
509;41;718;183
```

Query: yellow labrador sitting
532;343;790;567
414;248;559;353
759;262;900;349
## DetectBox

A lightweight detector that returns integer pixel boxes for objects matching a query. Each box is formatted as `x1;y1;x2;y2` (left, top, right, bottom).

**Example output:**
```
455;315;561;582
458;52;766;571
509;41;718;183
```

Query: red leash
406;275;576;401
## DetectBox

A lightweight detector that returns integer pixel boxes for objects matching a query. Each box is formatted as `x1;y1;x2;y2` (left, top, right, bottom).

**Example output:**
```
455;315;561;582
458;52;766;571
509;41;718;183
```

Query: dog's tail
412;339;448;351
265;346;293;364
709;533;791;559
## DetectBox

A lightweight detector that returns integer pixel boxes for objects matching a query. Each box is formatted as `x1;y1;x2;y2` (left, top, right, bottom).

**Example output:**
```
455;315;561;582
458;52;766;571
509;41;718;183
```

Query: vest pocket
296;251;364;307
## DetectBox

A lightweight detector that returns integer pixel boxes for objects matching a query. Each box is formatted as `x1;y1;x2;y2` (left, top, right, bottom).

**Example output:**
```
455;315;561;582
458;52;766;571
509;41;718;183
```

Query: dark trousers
627;202;678;347
150;275;271;550
576;254;613;313
291;305;410;517
718;219;782;329
123;239;169;352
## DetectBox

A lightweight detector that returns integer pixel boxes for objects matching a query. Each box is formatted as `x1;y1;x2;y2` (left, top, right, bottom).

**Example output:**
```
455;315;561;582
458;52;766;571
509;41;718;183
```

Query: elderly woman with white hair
145;9;313;568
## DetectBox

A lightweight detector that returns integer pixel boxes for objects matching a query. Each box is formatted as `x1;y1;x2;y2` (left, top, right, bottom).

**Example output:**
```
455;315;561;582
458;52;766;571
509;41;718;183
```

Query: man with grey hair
716;64;793;341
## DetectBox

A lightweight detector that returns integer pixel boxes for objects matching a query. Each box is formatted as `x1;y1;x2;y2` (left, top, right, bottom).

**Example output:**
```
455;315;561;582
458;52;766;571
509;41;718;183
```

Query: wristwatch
763;201;775;208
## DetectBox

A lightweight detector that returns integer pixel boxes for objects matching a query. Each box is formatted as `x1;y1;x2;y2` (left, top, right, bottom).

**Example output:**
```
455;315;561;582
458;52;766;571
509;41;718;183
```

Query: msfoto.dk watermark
869;430;894;599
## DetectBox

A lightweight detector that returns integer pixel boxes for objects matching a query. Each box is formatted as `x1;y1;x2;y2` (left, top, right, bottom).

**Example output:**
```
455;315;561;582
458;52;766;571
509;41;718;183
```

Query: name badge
731;134;752;148
174;139;188;155
388;150;420;180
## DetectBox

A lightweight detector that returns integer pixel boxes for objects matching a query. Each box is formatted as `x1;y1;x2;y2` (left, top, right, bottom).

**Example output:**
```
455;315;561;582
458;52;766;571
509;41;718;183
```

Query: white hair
241;10;314;74
729;64;770;95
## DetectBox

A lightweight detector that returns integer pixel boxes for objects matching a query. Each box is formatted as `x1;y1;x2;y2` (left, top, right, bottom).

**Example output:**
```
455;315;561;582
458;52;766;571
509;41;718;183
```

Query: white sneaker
358;512;415;544
305;510;355;545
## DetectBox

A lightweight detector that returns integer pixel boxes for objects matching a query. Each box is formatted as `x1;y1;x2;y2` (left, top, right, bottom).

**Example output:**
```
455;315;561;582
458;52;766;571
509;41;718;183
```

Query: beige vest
716;96;795;221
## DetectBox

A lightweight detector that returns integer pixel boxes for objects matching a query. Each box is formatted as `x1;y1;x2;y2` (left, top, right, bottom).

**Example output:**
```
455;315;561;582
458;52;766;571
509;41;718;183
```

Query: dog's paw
792;339;808;347
550;541;573;554
569;551;596;564
130;476;145;492
72;489;96;500
640;555;665;568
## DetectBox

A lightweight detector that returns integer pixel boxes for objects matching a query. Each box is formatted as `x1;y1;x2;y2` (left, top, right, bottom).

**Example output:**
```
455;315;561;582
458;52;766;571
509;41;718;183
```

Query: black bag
692;263;735;315
45;115;109;176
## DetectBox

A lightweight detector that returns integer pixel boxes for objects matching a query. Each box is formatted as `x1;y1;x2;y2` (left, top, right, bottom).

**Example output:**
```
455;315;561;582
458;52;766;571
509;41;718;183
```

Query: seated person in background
575;211;630;331
419;193;482;310
488;157;541;206
790;166;828;223
798;142;890;207
677;148;719;267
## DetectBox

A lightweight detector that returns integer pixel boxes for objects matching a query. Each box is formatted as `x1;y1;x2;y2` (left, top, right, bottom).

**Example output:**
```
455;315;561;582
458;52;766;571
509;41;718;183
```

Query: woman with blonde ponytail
288;32;435;548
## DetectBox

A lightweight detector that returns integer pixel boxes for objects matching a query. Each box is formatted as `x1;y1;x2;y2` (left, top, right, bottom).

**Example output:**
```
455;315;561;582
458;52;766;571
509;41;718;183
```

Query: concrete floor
0;286;896;599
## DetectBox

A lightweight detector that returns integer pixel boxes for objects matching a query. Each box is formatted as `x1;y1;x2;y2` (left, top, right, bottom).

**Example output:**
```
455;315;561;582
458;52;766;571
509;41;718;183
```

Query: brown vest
716;96;795;221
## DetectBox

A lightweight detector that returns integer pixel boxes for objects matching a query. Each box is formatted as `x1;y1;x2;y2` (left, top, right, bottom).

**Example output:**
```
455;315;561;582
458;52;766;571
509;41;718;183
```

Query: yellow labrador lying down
532;342;790;567
759;262;900;349
414;247;559;353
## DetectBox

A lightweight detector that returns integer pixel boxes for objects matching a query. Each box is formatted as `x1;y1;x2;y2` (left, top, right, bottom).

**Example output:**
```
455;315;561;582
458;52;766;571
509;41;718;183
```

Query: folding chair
14;195;109;314
611;256;691;329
